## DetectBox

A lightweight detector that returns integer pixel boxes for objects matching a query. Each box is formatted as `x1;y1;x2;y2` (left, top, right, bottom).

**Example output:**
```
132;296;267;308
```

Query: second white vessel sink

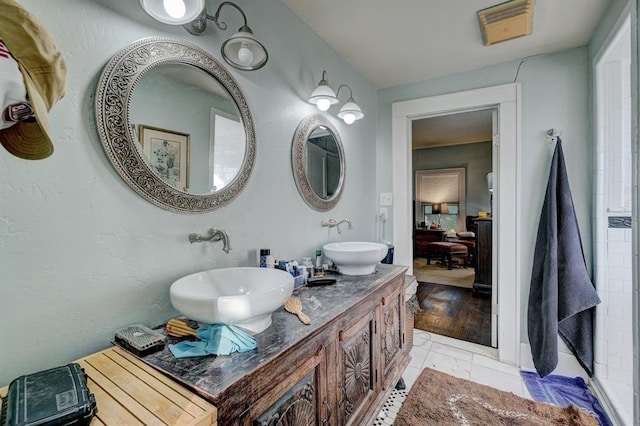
170;267;294;334
323;242;389;276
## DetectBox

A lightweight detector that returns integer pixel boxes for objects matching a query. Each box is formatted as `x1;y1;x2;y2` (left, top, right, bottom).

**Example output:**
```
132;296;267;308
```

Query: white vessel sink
323;242;389;276
170;267;294;334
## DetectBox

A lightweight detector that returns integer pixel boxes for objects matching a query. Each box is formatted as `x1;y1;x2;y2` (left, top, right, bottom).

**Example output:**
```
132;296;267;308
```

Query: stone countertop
140;264;407;401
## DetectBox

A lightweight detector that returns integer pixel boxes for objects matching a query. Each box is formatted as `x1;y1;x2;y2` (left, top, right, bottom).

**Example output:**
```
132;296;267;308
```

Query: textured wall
413;142;493;217
0;0;377;385
377;47;592;351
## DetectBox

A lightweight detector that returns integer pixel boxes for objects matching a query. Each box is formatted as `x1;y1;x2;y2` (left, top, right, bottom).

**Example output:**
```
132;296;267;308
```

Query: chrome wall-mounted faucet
189;228;231;253
321;218;353;235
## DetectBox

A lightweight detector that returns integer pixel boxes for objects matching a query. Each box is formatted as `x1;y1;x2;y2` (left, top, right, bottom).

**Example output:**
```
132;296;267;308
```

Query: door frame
391;83;521;365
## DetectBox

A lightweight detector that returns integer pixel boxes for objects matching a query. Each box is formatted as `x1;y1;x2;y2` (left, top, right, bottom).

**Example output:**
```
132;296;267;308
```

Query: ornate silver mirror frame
95;37;256;213
291;114;345;211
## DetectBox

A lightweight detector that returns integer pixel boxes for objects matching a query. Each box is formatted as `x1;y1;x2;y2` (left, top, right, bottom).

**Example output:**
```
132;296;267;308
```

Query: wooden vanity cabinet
334;275;407;425
249;276;407;426
143;266;409;426
336;311;377;425
380;284;405;391
248;346;328;425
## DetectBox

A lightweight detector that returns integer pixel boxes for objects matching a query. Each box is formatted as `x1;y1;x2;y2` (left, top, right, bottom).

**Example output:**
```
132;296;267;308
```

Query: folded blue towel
168;324;257;358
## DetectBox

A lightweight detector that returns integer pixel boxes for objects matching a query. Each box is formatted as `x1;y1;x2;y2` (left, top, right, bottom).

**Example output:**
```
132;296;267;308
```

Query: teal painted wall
0;0;378;385
413;142;493;217
377;46;592;346
590;0;632;57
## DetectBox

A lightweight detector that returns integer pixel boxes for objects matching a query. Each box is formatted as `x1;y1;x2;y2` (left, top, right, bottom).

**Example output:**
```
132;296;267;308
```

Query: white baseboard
519;342;589;380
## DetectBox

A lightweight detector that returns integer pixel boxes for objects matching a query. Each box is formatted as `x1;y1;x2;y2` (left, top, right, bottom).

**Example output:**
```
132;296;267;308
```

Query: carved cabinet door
248;347;328;426
380;285;405;390
336;311;377;425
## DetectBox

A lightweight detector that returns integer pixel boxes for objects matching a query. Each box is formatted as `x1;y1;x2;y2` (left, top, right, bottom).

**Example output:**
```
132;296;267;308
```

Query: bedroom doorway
411;112;494;347
392;83;520;365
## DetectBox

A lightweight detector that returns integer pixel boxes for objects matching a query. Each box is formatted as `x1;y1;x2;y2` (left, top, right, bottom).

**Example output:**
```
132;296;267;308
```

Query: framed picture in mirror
140;125;190;192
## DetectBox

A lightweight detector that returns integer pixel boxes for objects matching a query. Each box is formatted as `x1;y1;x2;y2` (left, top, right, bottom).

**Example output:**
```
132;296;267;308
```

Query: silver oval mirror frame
95;37;256;213
292;114;345;211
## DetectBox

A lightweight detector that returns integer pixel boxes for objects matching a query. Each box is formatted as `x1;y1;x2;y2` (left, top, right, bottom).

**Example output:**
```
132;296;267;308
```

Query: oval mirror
291;114;345;211
95;37;256;213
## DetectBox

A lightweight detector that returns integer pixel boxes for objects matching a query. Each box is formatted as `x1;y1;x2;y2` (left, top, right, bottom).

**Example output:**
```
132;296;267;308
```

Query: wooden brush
166;318;199;338
284;297;311;325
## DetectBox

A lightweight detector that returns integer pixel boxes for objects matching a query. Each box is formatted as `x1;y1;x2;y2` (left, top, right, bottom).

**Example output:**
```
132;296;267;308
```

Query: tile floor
406;329;533;397
374;329;534;425
375;329;631;425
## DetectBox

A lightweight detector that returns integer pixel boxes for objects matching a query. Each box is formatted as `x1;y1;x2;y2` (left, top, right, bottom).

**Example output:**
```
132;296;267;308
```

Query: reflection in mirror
95;37;256;213
292;114;345;211
130;63;246;195
306;126;341;199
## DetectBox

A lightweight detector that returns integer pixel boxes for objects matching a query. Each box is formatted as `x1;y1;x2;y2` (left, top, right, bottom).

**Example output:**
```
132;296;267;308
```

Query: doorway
411;112;494;347
392;83;520;365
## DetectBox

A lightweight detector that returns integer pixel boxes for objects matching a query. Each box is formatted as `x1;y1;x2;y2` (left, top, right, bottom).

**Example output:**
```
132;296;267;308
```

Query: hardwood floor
414;281;492;347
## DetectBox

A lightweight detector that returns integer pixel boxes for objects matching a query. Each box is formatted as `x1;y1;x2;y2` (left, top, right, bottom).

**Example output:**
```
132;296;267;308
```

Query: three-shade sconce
139;0;268;70
308;70;364;124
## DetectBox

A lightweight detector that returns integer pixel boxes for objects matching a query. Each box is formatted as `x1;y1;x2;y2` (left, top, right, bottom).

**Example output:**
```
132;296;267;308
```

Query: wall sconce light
335;84;364;125
308;71;364;124
308;71;338;111
139;0;268;71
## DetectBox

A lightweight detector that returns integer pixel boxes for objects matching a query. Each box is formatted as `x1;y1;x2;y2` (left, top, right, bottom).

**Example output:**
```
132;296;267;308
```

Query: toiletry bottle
260;249;270;268
315;250;322;269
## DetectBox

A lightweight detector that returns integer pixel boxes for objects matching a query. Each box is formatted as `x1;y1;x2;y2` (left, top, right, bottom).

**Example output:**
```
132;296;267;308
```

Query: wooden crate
1;347;217;426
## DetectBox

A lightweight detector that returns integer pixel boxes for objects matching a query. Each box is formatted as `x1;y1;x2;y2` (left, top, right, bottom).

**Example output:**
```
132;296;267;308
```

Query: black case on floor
1;363;97;426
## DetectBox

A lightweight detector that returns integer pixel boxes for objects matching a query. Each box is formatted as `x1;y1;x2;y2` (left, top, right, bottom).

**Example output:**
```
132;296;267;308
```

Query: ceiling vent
477;0;534;46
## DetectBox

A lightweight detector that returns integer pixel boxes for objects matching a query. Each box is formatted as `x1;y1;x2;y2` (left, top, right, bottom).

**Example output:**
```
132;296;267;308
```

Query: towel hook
546;128;562;144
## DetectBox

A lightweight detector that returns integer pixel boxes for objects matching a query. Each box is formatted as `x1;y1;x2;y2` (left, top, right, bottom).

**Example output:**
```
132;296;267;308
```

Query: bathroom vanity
143;264;409;425
0;265;407;425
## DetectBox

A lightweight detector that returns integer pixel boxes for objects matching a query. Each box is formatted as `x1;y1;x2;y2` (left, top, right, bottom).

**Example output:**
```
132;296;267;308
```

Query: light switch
380;192;393;206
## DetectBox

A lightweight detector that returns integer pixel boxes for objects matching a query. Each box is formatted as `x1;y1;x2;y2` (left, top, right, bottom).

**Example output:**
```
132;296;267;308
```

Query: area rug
413;258;475;288
395;368;600;425
520;371;612;426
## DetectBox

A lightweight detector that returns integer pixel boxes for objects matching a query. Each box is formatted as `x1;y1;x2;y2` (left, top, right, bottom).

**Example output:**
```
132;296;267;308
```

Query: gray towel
528;139;600;377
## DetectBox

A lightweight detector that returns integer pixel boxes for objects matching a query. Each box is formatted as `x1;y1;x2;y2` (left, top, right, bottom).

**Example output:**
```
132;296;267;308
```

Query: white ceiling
281;0;612;89
282;0;611;148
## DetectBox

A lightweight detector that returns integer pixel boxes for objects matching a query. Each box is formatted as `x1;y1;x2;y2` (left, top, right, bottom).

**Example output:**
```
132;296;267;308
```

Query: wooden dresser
413;228;445;258
473;218;493;297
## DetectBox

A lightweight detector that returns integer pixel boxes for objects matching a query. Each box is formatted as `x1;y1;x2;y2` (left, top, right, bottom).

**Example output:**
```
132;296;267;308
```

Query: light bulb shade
337;99;364;123
440;202;449;214
221;26;268;70
140;0;205;25
308;84;338;108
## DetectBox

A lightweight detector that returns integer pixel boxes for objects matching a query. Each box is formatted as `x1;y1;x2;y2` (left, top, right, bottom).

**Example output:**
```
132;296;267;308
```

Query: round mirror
95;37;255;213
291;114;345;211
